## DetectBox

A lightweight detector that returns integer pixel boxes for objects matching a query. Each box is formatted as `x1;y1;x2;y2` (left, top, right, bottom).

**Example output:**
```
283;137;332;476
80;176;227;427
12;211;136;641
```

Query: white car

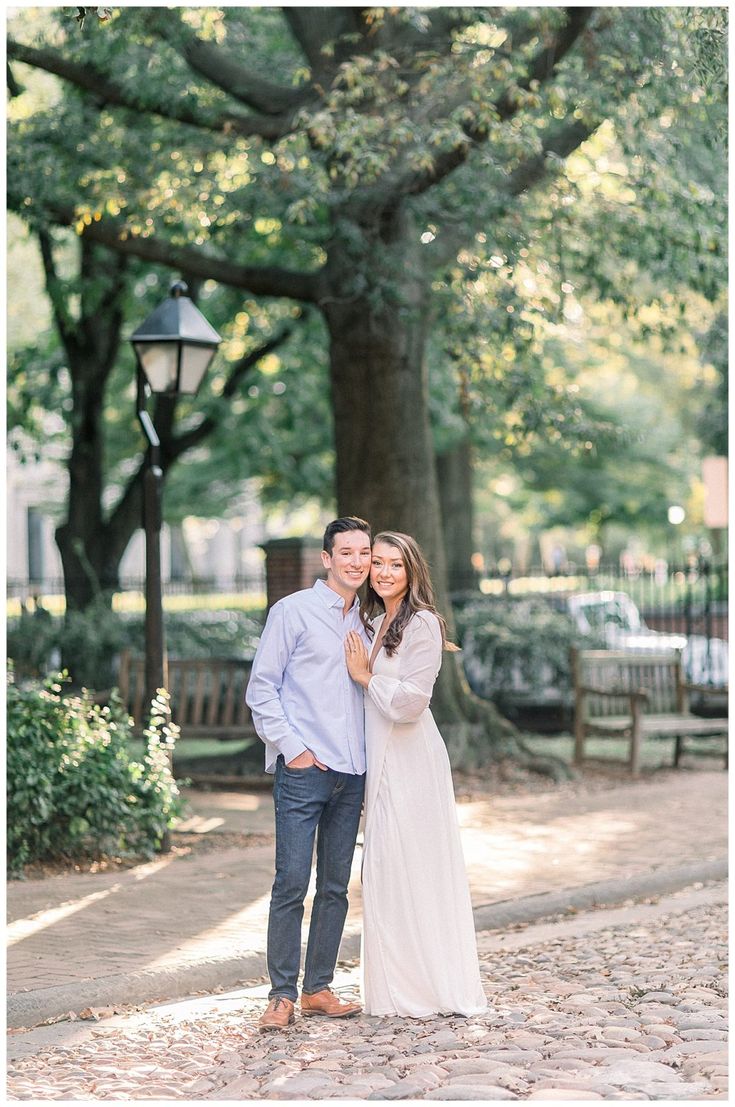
565;591;729;688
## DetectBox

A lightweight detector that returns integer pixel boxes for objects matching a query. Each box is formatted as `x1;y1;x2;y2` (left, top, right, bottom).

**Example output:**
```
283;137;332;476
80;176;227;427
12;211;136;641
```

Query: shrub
7;666;184;875
7;598;130;689
161;609;263;660
453;595;604;710
6;602;62;680
7;604;263;688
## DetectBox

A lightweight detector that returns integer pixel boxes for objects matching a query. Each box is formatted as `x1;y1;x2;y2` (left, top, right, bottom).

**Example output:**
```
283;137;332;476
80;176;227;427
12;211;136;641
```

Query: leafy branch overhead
7;7;726;600
8;8;607;292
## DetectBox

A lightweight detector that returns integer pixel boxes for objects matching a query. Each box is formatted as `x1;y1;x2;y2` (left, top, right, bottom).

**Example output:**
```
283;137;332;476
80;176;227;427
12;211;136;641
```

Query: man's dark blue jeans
267;755;365;1002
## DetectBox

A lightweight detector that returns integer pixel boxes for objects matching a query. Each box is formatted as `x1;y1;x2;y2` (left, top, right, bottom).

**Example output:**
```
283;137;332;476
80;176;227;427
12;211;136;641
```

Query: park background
6;4;728;854
5;9;730;1102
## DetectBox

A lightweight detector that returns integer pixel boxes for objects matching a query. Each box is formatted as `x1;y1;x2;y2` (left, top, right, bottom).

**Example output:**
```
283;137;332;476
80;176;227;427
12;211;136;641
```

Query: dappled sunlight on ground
7;771;725;1003
459;808;639;904
7;886;123;947
145;889;274;968
144;840;364;970
456;771;726;907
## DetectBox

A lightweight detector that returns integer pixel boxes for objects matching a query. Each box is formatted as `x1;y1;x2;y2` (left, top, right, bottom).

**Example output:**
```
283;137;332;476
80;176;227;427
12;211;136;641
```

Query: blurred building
7;449;268;598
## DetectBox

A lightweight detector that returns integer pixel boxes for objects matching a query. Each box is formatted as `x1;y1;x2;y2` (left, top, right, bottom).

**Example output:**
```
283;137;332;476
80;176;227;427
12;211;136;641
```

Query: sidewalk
7;767;728;1030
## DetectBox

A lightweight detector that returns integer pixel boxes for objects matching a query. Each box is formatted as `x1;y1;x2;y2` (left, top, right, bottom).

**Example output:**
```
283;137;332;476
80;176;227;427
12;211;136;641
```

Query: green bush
162;609;263;659
7;667;184;875
7;603;263;688
7;599;130;689
5;603;60;680
453;595;605;709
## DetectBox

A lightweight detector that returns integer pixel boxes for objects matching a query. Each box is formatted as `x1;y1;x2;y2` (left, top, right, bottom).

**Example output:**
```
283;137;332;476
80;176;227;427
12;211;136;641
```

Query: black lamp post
130;280;221;723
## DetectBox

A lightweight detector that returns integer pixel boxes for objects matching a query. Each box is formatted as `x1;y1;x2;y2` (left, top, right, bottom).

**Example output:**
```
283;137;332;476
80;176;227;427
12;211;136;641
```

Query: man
246;516;372;1031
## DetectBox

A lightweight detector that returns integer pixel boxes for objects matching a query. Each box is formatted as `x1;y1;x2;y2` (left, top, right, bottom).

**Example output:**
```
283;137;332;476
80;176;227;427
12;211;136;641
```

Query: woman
344;531;487;1018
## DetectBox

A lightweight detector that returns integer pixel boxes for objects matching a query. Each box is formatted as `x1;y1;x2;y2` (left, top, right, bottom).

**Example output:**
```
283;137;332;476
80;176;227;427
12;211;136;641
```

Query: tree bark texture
437;439;478;594
322;204;448;595
53;244;127;612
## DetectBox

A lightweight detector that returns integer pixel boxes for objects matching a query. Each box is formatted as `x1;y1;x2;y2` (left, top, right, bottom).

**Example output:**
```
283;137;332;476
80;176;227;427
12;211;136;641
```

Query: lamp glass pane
179;344;215;394
136;342;179;392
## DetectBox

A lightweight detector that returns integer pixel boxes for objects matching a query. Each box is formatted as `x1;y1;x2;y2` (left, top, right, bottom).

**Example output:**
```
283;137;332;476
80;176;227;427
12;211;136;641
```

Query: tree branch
37;204;325;304
496;7;596;117
102;457;146;566
168;319;302;458
7;60;23;98
7;38;291;140
37;229;77;343
283;8;364;75
505;118;597;196
389;7;595;200
142;8;309;116
78;241;128;366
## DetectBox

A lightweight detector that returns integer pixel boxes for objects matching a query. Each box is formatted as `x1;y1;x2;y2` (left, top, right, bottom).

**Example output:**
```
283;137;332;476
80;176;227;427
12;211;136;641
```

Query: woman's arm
362;613;443;724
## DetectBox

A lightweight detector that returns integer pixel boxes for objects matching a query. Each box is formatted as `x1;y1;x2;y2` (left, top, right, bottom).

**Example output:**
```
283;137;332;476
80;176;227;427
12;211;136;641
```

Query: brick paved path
8;769;727;1003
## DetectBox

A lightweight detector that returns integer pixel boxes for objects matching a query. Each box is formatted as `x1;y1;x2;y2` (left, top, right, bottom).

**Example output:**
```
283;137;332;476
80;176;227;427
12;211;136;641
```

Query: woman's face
371;542;409;605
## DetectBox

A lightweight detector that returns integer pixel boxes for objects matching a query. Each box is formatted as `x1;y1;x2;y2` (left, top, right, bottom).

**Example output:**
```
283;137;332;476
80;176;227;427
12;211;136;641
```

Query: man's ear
320;549;331;570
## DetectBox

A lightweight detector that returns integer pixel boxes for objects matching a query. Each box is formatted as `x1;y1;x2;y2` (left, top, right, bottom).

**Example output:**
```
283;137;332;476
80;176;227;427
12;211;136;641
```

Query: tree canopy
7;6;727;758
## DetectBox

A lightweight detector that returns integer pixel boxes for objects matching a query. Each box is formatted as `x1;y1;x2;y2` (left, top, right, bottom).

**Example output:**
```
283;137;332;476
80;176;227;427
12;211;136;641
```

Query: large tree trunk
436;438;478;594
56;364;118;612
323;212;447;585
44;242;129;616
320;203;551;770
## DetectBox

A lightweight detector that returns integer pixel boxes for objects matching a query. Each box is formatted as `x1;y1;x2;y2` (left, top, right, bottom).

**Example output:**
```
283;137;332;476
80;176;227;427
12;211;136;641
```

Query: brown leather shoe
258;995;295;1031
301;988;361;1018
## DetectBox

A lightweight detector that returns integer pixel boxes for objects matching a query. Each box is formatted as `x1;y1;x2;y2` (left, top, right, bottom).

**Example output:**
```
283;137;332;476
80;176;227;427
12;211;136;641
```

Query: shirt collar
313;577;360;612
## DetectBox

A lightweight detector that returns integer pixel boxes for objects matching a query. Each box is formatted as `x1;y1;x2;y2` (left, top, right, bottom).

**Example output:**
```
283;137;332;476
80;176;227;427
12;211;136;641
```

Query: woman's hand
344;630;371;688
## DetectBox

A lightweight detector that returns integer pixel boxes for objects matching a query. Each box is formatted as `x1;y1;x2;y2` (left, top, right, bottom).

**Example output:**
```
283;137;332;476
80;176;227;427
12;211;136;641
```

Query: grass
7;591;267;619
523;732;727;771
128;732;725;779
127;737;257;761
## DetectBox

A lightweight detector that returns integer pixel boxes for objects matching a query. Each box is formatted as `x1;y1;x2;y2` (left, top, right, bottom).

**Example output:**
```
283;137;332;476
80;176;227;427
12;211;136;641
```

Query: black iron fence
451;560;728;730
9;561;727;638
471;561;727;637
7;572;266;602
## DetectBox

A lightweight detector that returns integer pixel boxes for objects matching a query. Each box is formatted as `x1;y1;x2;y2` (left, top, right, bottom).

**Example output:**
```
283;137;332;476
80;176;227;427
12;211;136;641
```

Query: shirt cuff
278;733;309;765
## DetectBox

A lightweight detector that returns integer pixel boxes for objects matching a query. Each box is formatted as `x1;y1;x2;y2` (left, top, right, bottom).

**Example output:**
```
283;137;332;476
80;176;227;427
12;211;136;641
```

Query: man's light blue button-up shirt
246;579;368;775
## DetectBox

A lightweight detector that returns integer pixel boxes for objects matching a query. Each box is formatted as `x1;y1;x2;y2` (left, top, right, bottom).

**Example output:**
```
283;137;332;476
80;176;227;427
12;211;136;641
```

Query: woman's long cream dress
360;610;487;1017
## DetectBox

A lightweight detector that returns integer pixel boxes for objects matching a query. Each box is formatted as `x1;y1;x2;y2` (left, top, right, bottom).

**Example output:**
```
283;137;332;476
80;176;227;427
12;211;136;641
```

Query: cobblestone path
7;888;727;1101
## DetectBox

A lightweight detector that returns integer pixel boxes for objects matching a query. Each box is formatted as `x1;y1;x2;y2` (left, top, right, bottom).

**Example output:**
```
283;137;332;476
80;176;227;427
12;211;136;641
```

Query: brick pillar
261;537;325;609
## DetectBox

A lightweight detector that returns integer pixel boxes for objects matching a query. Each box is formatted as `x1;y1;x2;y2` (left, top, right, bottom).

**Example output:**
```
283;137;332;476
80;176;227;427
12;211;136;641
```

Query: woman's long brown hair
361;531;459;656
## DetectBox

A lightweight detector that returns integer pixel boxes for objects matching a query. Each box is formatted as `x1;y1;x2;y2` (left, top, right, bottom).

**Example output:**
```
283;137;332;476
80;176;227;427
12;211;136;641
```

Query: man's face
322;530;372;594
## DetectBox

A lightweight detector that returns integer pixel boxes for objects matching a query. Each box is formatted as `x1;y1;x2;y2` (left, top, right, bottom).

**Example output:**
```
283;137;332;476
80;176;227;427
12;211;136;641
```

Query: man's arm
245;603;309;765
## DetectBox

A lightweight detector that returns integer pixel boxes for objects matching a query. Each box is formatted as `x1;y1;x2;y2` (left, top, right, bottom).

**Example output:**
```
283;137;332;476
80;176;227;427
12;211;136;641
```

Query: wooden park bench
570;648;728;776
118;651;257;741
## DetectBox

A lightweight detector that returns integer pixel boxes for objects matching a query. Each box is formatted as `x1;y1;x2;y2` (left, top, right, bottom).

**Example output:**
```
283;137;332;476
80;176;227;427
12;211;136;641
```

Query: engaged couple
246;516;487;1030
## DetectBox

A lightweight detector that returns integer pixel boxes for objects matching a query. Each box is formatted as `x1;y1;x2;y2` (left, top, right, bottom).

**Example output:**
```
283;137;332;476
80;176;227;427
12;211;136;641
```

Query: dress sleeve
367;612;443;723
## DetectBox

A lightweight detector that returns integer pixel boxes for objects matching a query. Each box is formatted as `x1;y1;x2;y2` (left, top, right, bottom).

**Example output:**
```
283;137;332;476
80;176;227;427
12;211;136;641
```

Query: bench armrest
684;683;729;696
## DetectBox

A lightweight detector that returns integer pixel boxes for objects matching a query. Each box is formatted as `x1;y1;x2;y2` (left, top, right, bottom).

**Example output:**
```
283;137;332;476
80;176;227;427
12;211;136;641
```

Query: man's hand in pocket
286;750;328;770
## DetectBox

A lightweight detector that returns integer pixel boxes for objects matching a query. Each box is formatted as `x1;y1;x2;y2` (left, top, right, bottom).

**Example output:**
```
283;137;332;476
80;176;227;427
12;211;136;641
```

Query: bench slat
221;669;237;726
206;666;221;727
190;664;206;725
116;652;255;744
